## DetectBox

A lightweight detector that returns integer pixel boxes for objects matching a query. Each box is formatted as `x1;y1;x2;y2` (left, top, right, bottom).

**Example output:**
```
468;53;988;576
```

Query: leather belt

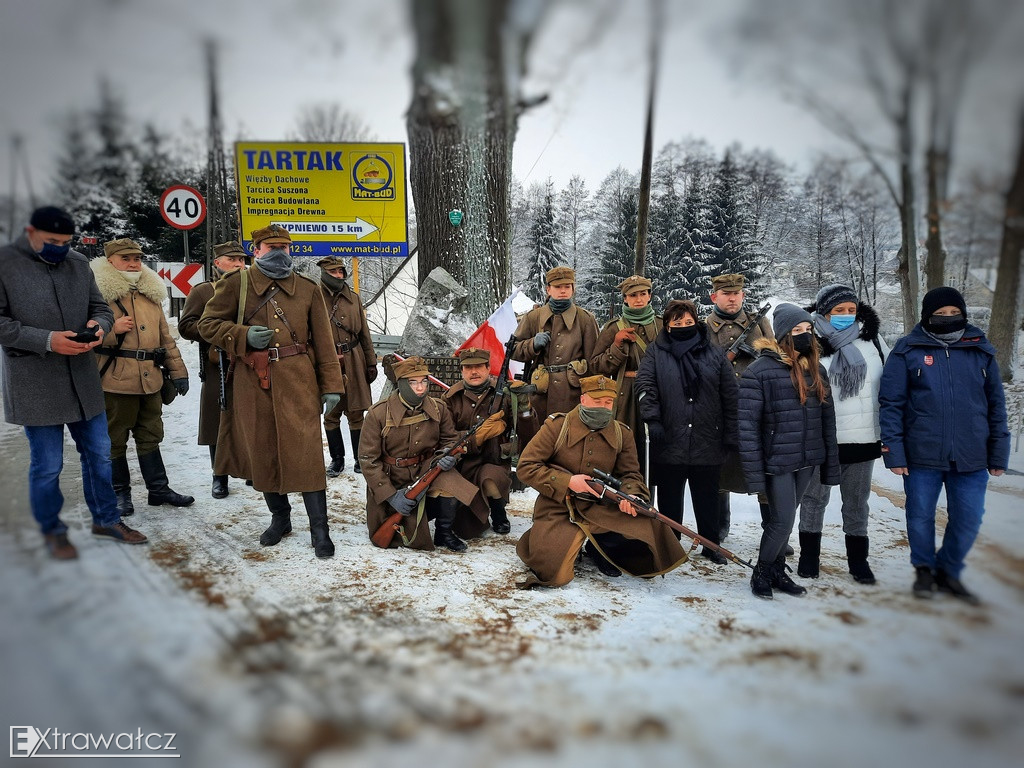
335;342;353;354
547;364;570;373
95;348;163;361
383;450;433;468
267;343;308;361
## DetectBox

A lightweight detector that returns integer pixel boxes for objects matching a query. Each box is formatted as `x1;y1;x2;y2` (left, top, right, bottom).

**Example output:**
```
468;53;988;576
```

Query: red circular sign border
159;184;207;231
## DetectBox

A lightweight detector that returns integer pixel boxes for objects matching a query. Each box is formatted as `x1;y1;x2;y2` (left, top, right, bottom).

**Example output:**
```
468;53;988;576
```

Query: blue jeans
903;467;988;578
24;412;121;534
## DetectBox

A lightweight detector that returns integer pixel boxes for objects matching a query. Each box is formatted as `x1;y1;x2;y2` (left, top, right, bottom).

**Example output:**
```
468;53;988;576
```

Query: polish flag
455;289;525;377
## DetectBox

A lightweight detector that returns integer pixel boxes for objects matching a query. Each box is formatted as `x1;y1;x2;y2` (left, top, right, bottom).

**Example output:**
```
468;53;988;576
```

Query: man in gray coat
0;206;148;559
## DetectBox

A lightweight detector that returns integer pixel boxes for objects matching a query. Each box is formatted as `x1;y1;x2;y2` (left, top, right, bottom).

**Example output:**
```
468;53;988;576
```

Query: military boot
350;429;362;473
139;449;195;507
110;455;134;517
586;543;621;577
797;531;821;578
302;490;335;558
209;446;228;499
750;560;774;599
489;498;511;535
260;492;292;546
771;556;807;597
325;428;345;477
432;498;467;552
845;535;876;585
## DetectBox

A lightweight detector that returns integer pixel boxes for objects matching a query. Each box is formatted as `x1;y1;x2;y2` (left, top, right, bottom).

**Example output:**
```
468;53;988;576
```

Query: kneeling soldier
516;375;688;588
360;356;487;551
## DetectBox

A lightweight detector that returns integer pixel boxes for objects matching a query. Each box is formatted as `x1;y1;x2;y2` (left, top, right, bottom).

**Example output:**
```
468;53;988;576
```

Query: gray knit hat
814;284;858;315
772;303;813;341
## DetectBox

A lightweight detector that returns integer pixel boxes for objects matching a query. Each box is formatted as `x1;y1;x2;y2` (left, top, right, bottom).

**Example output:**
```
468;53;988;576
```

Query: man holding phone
0;206;148;560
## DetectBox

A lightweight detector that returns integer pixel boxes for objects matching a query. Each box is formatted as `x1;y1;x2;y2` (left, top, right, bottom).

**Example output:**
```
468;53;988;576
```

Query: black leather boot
350;429;362;473
797;531;821;578
845;535;876;584
260;492;292;546
433;498;466;551
586;543;621;577
111;456;134;517
325;428;345;477
771;556;807;596
750;560;773;599
302;490;335;558
209;446;228;499
718;492;731;542
139;449;195;507
489;498;511;535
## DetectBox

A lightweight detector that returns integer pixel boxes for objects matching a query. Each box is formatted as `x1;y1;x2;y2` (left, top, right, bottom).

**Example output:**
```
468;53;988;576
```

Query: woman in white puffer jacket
798;284;889;584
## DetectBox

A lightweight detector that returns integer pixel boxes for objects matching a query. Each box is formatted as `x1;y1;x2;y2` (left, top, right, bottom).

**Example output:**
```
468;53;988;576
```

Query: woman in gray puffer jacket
739;303;840;599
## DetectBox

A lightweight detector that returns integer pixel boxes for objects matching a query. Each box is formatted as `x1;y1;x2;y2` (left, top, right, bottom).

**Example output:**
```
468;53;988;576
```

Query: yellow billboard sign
234;141;408;258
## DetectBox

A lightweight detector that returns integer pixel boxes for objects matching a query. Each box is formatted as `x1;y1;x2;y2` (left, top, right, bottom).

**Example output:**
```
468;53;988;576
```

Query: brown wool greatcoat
705;308;774;494
178;277;221;445
511;303;600;421
197;267;344;493
515;407;689;588
359;394;483;550
321;282;376;415
91;259;187;394
589;315;662;426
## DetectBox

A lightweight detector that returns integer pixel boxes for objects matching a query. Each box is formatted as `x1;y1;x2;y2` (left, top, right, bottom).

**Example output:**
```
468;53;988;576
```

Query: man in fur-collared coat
515;375;689;588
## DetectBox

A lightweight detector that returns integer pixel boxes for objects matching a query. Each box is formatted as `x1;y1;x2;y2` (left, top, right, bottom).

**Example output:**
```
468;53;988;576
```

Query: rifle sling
99;298;130;378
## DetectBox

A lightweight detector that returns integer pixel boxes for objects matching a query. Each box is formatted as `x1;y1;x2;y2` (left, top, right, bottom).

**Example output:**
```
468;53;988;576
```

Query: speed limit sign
160;185;207;230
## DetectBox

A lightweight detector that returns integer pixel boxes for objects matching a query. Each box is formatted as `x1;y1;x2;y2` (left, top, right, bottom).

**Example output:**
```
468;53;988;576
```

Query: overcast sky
1;0;1022;211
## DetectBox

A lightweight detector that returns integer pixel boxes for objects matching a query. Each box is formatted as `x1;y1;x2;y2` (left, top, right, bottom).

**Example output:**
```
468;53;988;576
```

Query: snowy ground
1;337;1022;768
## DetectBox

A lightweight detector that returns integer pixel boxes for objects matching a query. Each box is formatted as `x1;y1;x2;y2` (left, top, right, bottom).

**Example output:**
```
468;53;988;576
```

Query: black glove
366;365;379;383
437;454;459;471
173;378;190;396
388;490;418;517
533;331;550;349
646;422;665;443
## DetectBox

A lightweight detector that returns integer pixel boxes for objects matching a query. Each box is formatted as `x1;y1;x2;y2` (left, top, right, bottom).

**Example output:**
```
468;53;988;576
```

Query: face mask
38;242;71;264
713;305;741;321
829;315;856;331
668;326;698;342
463;379;490;395
578;405;613;430
320;269;347;292
397;379;425;409
925;314;967;334
548;297;572;313
122;271;142;285
255;247;293;279
791;332;813;354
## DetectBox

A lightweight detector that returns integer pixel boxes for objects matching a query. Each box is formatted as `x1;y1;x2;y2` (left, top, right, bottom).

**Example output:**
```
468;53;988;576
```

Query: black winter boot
750;561;774;599
433;498;467;551
302;490;335;558
489;498;511;535
260;493;292;546
139;449;195;507
209;446;228;499
845;535;876;584
111;456;134;517
350;429;362;473
935;569;980;605
797;531;821;578
325;428;345;477
913;566;935;598
771;556;807;596
718;492;731;542
586;543;621;577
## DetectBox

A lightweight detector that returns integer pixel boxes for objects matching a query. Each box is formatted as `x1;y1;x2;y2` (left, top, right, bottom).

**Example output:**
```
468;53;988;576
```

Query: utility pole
633;0;663;277
204;39;234;279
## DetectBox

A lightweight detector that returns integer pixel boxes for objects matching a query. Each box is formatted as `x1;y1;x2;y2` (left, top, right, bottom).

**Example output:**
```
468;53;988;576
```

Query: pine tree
525;180;563;299
558;175;593;273
588;191;638;322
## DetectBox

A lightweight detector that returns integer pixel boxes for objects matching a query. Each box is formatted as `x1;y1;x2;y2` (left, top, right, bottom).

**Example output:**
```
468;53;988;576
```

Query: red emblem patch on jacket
923;355;934;366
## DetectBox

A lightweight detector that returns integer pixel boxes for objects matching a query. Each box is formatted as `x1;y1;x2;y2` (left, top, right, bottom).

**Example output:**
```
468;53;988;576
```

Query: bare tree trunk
406;0;545;323
924;146;948;290
989;110;1024;383
895;78;920;333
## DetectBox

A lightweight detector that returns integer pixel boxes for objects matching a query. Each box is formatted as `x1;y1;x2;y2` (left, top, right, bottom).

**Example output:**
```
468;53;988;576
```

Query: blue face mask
829;315;856;331
38;242;71;264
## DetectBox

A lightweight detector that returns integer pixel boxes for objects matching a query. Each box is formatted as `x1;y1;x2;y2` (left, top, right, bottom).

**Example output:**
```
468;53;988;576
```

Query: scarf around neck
812;313;866;400
666;328;703;399
622;303;656;326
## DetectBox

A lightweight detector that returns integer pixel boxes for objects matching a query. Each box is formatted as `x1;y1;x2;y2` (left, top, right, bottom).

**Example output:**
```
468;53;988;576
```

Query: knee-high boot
797;531;821;578
111;456;134;517
325;429;345;477
846;535;876;584
350;429;362;473
260;492;292;546
139;449;195;507
433;498;466;551
302;490;335;558
210;445;228;499
489;498;511;535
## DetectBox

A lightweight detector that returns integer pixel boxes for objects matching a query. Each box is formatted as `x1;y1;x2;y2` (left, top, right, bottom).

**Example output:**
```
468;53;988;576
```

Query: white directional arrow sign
271;218;379;240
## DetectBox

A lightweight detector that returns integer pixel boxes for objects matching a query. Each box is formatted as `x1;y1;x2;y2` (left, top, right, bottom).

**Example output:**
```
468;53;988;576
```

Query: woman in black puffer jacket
636;299;739;564
739;303;839;599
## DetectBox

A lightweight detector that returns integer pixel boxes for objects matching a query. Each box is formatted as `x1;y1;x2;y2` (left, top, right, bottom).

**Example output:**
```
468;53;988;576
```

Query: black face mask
668;326;698;342
925;314;967;334
791;333;813;354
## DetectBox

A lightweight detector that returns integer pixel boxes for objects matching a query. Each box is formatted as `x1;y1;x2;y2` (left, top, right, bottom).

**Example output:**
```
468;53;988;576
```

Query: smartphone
70;327;100;344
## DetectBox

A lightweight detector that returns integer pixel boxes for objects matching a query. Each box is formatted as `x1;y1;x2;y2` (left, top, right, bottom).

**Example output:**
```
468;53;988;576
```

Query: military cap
710;273;745;292
393;355;430;380
251;224;292;246
580;375;618;399
30;206;75;235
545;266;575;286
618;275;652;295
457;347;490;366
213;241;247;260
104;238;143;258
316;256;348;273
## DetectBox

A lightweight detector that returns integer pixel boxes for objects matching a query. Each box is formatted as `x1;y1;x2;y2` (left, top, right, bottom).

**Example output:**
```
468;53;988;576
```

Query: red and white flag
454;289;524;377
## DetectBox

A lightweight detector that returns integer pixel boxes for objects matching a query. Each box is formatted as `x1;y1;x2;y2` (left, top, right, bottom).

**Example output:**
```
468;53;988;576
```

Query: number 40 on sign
160;185;206;230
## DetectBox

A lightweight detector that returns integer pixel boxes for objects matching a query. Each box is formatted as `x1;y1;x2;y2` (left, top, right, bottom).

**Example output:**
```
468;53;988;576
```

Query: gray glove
173;378;190;396
437;453;459;471
388;489;418;517
321;393;341;413
533;331;550;349
246;325;273;349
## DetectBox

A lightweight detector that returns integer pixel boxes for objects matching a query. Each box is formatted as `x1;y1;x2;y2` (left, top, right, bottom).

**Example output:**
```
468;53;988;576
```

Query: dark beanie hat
29;206;75;236
772;303;813;341
814;283;858;315
921;286;966;322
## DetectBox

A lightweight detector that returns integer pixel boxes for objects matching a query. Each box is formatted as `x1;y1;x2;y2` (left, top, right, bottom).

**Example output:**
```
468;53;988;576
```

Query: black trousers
652;462;722;543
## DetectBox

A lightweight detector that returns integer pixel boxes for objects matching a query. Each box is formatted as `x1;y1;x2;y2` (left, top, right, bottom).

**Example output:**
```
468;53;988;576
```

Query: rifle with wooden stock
574;469;754;569
370;416;486;548
724;303;771;363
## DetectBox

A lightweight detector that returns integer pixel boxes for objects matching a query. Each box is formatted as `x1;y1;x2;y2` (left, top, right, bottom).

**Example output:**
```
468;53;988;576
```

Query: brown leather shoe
91;521;148;545
44;532;78;560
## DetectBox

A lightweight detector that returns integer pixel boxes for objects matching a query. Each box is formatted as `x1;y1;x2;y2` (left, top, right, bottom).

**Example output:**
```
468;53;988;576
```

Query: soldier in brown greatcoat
703;273;776;545
178;241;247;499
511;266;599;425
441;347;515;537
515;375;688;588
315;256;377;476
589;274;663;476
359;356;489;551
198;225;344;559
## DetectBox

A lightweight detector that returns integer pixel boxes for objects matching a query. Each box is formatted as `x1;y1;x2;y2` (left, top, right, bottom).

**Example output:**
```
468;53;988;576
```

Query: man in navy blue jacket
879;287;1009;603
